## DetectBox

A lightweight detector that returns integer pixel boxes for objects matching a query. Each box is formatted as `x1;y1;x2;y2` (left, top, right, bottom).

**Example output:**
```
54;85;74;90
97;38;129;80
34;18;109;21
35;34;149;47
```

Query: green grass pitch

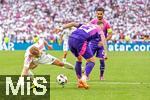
0;51;150;100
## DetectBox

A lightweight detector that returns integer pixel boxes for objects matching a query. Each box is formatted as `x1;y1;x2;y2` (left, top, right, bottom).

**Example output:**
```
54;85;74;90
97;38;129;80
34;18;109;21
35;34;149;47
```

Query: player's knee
77;56;82;62
86;61;95;69
58;62;64;67
87;57;95;63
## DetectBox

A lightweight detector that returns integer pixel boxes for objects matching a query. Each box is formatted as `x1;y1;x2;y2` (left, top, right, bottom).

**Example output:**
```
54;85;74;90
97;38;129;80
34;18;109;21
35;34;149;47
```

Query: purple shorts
89;43;104;59
68;37;93;59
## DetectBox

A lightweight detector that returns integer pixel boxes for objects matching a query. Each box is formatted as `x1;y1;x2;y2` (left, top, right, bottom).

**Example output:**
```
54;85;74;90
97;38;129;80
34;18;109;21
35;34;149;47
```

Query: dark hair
96;7;105;12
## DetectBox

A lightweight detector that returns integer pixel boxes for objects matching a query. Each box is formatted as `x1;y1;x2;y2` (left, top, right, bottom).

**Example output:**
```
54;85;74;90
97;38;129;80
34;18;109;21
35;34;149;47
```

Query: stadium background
0;0;149;51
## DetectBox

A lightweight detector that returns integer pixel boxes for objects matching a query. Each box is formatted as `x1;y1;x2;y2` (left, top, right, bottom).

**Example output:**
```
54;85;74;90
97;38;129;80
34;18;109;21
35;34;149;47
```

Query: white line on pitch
1;81;150;85
50;81;150;85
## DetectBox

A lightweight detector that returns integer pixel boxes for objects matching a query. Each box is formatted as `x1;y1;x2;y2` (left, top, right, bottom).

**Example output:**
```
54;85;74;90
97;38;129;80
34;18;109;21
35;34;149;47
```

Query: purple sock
100;60;105;76
85;62;95;77
75;61;82;79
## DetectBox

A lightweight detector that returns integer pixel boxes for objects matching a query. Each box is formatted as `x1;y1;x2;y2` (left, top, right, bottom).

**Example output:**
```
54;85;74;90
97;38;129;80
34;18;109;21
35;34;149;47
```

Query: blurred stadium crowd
0;0;149;44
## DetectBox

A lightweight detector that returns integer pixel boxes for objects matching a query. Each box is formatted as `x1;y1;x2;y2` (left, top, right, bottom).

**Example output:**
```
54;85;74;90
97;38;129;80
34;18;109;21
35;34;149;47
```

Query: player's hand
56;28;62;33
104;53;108;60
51;28;61;34
53;28;62;33
98;41;103;47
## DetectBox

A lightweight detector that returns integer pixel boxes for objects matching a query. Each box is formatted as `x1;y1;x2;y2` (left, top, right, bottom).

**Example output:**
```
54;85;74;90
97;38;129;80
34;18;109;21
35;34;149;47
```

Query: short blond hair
29;46;40;56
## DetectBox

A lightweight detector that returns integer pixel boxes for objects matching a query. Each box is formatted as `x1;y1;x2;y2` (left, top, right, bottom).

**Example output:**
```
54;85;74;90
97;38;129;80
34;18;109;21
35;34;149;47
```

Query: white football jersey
62;29;71;40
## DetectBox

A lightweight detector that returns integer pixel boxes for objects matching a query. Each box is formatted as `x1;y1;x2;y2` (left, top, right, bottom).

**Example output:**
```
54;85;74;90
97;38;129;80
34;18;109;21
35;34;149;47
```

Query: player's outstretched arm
44;40;52;50
21;56;35;77
21;67;29;77
55;22;80;33
62;22;80;29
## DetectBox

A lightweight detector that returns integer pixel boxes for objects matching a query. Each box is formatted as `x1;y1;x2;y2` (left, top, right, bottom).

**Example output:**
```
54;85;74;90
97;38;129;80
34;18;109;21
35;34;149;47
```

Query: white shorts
32;52;56;65
63;40;69;51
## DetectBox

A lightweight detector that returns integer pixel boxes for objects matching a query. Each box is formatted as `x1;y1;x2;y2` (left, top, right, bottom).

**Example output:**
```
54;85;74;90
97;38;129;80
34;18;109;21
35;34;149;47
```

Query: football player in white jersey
21;39;74;77
60;28;72;62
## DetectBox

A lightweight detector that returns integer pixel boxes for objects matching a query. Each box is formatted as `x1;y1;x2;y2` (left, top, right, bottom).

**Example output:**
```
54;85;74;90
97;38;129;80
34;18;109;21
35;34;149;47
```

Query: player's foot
77;82;84;88
78;79;89;89
100;76;104;80
77;78;84;88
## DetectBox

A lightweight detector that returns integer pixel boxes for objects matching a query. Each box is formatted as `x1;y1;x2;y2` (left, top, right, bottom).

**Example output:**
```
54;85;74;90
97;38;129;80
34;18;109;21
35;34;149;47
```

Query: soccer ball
56;74;68;86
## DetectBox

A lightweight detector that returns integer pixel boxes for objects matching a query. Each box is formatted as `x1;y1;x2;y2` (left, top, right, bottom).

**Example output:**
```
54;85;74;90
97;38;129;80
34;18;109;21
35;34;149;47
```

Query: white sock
81;75;87;81
62;58;66;62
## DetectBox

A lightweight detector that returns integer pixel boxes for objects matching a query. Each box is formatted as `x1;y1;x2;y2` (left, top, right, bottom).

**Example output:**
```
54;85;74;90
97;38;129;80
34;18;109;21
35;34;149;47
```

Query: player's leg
68;43;83;77
81;44;95;80
68;38;87;88
97;47;105;80
82;57;95;80
85;43;97;80
100;59;105;80
69;46;88;88
37;52;74;70
75;55;82;79
52;59;64;66
74;54;90;89
76;56;92;89
62;51;67;62
78;44;95;89
77;56;95;89
62;40;69;62
52;59;74;70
